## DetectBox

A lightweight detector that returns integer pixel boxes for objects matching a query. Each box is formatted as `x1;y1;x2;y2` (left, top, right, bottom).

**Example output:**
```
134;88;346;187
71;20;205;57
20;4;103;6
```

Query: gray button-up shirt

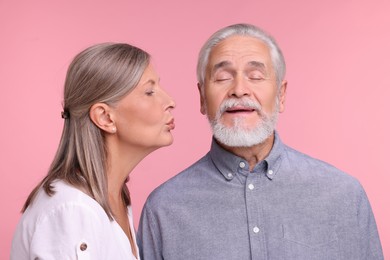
138;133;383;259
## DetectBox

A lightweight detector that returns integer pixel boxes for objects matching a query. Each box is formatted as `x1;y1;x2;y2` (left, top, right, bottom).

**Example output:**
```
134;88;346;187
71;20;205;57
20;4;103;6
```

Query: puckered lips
166;118;175;130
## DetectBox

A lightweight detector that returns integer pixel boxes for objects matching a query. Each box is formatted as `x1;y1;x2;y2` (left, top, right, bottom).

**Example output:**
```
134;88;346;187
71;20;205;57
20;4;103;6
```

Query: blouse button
80;242;88;251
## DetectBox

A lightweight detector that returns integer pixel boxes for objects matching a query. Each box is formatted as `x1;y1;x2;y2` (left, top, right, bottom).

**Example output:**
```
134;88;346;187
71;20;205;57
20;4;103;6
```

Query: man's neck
218;133;275;171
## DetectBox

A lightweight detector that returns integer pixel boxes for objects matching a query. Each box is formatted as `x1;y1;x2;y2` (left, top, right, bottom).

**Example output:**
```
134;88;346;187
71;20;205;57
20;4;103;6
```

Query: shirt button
239;162;246;168
268;169;274;175
248;183;254;190
253;226;260;233
227;173;233;179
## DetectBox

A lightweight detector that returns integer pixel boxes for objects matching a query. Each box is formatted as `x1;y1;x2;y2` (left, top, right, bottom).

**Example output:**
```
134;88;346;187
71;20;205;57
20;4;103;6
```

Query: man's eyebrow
247;61;266;71
212;61;267;72
212;61;233;73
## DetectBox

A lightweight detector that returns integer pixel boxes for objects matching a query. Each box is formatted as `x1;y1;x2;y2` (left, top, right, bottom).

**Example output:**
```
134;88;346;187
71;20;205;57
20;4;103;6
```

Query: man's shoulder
282;144;361;188
144;154;211;207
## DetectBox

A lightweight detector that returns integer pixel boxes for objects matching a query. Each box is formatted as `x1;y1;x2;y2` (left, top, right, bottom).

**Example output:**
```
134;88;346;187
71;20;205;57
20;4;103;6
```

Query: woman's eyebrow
141;78;159;86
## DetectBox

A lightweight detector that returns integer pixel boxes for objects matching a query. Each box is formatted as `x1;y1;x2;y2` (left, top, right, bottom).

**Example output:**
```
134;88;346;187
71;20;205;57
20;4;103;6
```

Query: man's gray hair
197;23;286;88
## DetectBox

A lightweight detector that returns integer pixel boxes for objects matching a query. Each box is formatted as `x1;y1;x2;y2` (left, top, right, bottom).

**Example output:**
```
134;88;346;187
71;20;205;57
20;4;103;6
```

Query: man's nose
227;77;250;98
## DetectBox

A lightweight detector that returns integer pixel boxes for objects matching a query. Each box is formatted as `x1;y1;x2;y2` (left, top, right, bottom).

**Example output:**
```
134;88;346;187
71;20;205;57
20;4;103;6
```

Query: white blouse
11;180;139;260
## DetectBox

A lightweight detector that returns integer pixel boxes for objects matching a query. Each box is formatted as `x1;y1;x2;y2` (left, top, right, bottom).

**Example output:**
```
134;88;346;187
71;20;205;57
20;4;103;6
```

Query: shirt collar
209;131;285;181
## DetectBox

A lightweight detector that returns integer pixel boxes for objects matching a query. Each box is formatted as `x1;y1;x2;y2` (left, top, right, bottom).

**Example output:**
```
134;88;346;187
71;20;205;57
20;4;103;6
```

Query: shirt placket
243;162;267;260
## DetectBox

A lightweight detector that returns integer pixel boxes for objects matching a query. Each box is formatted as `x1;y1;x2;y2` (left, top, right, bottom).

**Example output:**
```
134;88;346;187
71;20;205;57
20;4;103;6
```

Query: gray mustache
219;98;261;113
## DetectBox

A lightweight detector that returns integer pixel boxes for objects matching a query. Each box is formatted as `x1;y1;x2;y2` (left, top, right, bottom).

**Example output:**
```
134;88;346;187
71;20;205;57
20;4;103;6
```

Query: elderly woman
11;43;175;259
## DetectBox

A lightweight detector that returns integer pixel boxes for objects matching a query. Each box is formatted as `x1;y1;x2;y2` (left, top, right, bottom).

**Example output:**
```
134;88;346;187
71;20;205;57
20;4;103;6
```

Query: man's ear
278;80;287;113
198;83;206;115
89;103;116;134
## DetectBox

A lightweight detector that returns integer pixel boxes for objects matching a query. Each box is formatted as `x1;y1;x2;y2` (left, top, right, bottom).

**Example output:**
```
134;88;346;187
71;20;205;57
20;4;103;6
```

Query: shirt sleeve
356;183;384;259
29;202;105;260
137;201;163;260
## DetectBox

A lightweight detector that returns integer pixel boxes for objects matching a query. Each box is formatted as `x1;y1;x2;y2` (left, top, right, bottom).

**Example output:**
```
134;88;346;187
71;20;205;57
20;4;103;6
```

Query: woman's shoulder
11;180;118;259
23;180;107;224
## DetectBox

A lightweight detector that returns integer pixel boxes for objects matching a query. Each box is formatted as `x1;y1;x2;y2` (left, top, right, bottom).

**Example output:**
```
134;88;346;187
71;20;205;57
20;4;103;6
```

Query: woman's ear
89;103;116;134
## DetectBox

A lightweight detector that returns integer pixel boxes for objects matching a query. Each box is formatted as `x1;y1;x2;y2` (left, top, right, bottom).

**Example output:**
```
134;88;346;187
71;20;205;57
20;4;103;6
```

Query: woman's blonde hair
22;43;150;220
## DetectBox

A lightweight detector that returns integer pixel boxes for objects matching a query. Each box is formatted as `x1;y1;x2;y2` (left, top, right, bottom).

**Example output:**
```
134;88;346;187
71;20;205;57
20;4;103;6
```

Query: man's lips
225;106;256;113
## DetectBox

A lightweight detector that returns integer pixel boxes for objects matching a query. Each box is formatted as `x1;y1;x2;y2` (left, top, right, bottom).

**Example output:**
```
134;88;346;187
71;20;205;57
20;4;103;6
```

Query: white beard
207;97;279;147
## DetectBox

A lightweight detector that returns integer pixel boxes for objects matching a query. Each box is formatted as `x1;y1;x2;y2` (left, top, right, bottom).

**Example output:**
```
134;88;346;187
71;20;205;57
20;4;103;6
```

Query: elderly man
138;23;383;259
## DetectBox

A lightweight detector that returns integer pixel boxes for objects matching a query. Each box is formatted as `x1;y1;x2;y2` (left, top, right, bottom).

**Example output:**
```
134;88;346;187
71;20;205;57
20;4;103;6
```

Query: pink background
1;0;389;258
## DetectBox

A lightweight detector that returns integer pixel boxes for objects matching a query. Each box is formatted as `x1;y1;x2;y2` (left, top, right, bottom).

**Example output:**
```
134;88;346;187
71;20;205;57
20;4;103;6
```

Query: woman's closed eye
145;89;155;96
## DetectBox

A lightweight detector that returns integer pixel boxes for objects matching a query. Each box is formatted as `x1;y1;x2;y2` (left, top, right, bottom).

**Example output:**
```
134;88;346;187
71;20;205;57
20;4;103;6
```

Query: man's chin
212;128;274;147
219;119;262;131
